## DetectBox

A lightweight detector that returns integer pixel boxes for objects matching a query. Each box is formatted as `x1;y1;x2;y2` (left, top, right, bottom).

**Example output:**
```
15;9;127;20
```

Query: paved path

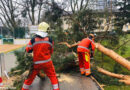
30;74;101;90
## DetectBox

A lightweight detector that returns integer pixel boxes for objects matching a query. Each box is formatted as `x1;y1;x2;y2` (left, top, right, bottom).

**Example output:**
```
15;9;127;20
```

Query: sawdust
58;74;75;83
2;75;21;87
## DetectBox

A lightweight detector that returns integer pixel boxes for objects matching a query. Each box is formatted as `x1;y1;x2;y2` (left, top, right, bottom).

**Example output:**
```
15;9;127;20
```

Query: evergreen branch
114;39;130;50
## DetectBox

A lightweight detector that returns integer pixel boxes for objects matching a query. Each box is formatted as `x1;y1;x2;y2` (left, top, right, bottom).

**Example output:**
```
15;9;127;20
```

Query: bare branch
58;41;80;48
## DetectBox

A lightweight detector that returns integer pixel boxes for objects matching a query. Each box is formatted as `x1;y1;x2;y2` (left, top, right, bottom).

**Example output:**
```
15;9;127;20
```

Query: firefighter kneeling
22;22;60;90
77;34;95;76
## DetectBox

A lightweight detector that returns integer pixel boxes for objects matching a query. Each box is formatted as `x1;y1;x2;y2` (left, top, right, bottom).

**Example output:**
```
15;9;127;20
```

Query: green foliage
53;53;76;73
104;85;130;90
40;2;130;89
11;1;130;89
10;51;33;76
9;50;33;89
13;80;24;90
91;34;130;88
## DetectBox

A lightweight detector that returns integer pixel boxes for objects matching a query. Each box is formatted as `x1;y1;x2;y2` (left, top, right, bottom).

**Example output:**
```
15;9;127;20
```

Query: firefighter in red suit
77;34;95;76
21;22;59;90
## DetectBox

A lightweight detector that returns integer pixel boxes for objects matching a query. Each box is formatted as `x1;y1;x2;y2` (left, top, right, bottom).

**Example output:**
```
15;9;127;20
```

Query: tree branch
58;41;80;48
97;67;130;85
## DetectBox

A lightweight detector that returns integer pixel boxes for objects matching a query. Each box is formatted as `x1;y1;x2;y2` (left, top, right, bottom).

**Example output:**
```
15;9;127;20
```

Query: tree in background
0;0;21;31
0;0;27;38
114;0;130;34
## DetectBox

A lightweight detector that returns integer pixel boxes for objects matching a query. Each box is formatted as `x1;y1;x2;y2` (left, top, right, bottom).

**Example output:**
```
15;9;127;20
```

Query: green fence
2;38;14;44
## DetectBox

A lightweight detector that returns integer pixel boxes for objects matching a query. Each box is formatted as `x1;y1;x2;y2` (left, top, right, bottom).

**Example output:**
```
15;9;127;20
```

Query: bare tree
70;0;90;13
0;0;20;31
19;0;47;25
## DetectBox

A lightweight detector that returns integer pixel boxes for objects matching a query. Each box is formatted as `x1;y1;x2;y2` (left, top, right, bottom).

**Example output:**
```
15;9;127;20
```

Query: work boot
85;71;92;77
80;68;85;75
85;73;91;77
21;88;29;90
85;70;91;77
81;71;85;75
53;89;60;90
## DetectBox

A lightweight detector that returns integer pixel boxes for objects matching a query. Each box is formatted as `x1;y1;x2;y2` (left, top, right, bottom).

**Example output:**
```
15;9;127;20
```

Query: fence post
0;53;5;77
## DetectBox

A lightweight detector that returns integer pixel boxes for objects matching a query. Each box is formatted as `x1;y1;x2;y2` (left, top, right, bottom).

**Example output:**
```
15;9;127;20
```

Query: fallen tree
59;42;130;85
59;42;130;70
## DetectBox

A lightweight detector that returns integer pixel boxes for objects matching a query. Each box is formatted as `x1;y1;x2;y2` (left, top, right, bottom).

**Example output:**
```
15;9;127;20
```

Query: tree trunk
95;43;130;70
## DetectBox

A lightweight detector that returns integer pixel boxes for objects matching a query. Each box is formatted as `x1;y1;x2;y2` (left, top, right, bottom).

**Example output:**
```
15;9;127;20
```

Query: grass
104;86;130;90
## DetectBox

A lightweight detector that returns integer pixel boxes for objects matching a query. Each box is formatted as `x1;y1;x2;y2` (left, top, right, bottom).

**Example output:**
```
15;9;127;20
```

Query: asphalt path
30;74;101;90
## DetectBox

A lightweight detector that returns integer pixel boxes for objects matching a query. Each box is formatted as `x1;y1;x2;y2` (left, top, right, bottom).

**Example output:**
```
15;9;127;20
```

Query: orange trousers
77;52;91;75
21;61;59;90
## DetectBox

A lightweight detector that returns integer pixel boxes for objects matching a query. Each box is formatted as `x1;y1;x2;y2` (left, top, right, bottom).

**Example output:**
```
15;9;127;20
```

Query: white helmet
36;22;50;38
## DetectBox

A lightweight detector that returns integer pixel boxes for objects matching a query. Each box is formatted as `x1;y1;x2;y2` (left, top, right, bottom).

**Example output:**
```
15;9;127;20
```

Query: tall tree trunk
32;10;35;25
38;5;42;24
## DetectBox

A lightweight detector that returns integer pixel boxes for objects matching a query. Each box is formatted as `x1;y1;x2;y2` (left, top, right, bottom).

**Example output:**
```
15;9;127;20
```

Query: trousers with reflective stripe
77;52;91;75
21;61;59;90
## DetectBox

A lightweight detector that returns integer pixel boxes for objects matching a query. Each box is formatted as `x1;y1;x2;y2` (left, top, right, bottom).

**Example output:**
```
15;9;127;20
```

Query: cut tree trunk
95;43;130;70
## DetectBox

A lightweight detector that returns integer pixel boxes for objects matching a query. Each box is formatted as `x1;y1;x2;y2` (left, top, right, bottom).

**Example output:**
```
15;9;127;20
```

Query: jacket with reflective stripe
26;36;54;62
77;38;95;54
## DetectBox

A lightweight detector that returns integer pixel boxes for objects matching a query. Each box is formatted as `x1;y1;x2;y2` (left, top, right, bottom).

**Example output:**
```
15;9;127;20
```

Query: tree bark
95;43;130;70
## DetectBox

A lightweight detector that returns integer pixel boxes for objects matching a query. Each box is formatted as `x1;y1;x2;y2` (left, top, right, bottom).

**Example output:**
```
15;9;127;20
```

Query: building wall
123;23;130;32
0;39;30;45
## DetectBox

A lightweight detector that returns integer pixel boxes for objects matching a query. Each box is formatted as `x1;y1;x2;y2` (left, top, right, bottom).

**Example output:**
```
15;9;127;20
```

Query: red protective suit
22;36;59;90
77;38;95;76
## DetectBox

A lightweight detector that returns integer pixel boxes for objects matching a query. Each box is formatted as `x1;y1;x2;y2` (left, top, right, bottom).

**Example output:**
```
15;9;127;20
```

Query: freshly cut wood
97;67;130;85
95;43;130;70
